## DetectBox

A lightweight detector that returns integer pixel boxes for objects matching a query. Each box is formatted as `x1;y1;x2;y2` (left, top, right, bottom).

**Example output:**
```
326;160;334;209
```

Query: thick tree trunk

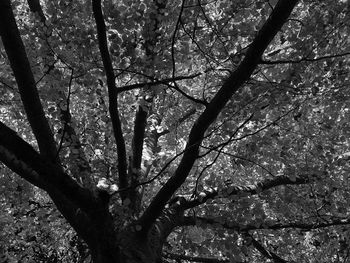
90;246;120;263
86;229;161;263
83;199;184;263
119;231;160;263
87;230;120;263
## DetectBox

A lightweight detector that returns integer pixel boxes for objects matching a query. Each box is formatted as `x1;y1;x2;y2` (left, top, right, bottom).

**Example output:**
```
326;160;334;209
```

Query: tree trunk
90;246;120;263
86;228;120;263
86;229;162;263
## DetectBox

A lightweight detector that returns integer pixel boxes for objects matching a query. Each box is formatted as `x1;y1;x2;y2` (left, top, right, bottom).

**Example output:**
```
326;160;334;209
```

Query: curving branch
152;174;316;244
92;0;128;197
0;0;58;163
181;174;313;210
138;0;299;233
164;82;208;106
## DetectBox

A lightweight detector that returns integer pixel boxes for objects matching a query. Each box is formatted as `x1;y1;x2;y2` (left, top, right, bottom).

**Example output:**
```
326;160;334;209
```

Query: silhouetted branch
27;0;46;22
171;0;186;78
129;96;150;212
27;1;93;187
0;121;98;213
181;174;312;210
245;233;288;263
139;0;299;234
182;215;350;232
92;0;128;198
0;0;59;164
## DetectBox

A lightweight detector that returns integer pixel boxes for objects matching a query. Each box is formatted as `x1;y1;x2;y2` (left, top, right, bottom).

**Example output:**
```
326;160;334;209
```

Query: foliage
1;0;350;262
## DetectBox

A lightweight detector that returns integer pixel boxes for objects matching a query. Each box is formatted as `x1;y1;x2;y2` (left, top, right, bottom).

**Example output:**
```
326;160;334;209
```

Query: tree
1;0;350;262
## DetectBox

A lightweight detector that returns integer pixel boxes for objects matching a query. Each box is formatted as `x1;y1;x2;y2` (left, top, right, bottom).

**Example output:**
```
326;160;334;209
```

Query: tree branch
181;174;313;210
116;74;201;93
127;0;168;213
92;0;128;197
0;0;58;163
245;233;288;263
165;82;208;106
26;0;94;188
260;52;350;64
155;108;197;138
131;101;148;170
164;252;229;263
129;96;150;212
27;0;46;23
182;215;350;233
1;2;100;244
48;191;97;247
138;0;299;233
0;121;98;213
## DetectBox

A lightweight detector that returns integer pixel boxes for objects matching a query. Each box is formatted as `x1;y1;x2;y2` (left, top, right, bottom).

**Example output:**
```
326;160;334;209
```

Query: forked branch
138;0;299;233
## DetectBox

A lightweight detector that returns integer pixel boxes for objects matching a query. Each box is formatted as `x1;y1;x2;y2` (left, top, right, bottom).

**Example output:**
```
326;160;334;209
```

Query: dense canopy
1;0;350;262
